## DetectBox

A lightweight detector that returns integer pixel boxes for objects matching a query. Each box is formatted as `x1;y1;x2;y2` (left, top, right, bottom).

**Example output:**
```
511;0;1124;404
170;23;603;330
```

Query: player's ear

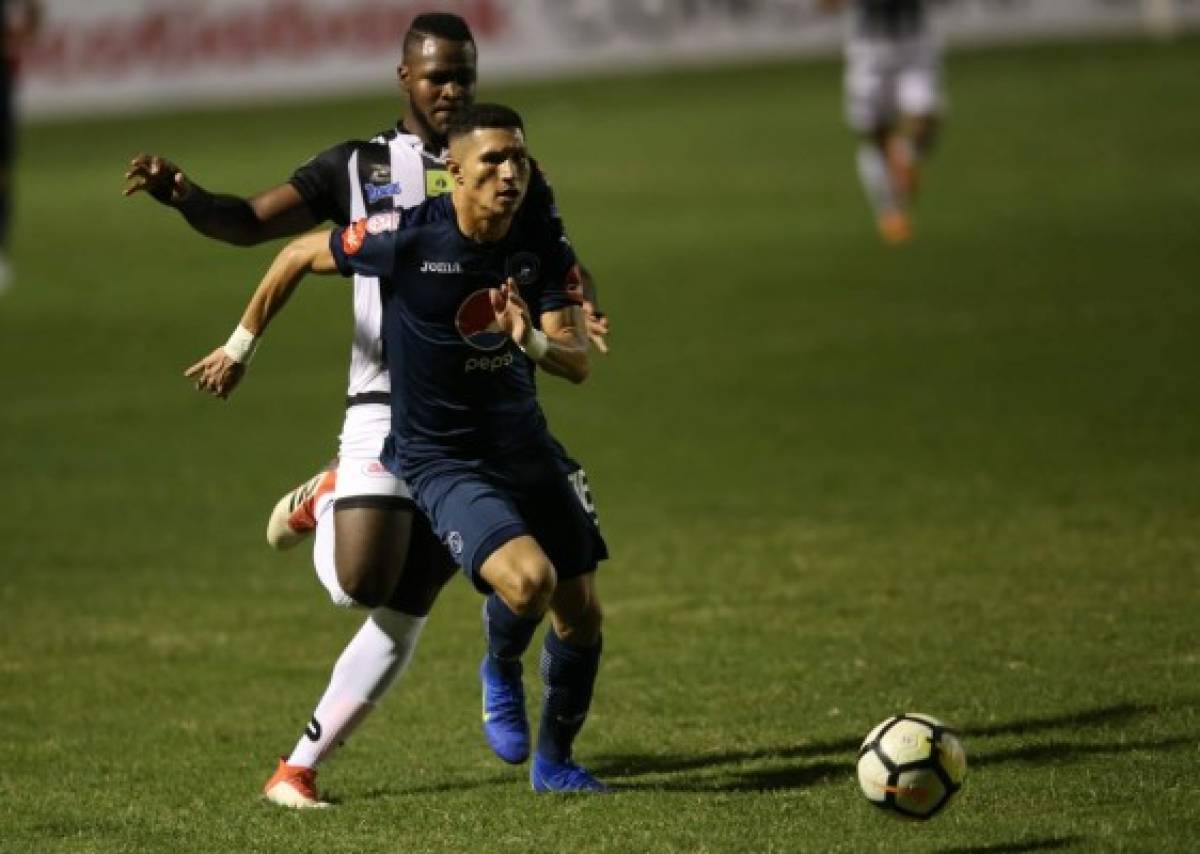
446;157;464;185
398;63;410;93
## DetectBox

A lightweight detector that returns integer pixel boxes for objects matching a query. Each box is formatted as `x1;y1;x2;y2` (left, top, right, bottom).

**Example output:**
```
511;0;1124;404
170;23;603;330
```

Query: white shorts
845;32;943;133
334;402;412;503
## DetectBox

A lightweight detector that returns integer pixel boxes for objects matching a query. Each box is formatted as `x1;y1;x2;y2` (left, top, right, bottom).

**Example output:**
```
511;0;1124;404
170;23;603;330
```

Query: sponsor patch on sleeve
341;219;368;255
425;169;452;196
366;211;401;234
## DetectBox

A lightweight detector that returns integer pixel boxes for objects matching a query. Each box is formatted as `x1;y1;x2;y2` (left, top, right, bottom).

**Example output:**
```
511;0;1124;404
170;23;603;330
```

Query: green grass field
2;35;1199;853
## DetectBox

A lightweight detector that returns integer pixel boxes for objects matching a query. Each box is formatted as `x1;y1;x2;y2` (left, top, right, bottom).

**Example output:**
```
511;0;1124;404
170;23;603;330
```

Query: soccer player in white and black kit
821;0;944;244
126;14;607;806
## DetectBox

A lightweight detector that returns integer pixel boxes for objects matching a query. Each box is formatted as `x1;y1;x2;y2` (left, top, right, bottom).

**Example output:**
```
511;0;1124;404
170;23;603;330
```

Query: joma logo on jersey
420;260;463;274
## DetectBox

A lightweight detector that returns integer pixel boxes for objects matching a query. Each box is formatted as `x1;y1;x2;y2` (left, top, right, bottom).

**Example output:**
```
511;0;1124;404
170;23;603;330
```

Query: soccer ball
856;713;967;820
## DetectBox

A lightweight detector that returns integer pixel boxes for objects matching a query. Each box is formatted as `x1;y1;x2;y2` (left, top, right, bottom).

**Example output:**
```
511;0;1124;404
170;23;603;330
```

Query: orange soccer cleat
265;464;337;550
263;757;329;809
877;211;913;246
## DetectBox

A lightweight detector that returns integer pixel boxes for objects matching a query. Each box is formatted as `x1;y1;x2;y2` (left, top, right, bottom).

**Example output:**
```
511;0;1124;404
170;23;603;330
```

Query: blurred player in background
189;103;611;794
125;13;608;806
0;0;42;293
821;0;944;244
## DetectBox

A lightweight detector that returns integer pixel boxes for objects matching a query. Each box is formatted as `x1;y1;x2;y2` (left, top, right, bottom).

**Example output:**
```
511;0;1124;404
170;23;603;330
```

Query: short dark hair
447;103;525;142
403;12;475;56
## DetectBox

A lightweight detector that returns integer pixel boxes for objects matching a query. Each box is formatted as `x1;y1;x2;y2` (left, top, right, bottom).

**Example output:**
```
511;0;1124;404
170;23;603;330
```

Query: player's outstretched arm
184;230;338;399
124;153;318;246
491;281;590;385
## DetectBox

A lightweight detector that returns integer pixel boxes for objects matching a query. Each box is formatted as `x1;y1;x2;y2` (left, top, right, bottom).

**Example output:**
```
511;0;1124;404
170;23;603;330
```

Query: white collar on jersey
380;121;449;160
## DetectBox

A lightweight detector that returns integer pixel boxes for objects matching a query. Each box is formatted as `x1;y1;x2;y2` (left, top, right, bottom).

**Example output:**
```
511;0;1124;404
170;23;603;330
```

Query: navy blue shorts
406;446;607;594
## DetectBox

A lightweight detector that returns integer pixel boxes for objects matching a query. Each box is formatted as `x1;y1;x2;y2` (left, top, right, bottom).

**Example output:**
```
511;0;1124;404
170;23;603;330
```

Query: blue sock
483;594;541;678
537;630;602;763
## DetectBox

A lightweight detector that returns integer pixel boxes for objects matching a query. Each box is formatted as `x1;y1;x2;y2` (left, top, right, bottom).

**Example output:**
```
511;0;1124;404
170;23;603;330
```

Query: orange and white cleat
265;464;337;550
877;211;913;246
263;757;330;809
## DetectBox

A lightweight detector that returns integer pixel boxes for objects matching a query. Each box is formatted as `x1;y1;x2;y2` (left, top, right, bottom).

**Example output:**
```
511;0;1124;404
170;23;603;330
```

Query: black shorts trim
346;391;391;408
333;494;415;512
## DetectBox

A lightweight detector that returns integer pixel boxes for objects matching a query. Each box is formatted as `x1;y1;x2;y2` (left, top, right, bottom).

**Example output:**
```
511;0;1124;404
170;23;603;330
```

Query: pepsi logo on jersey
455;288;508;352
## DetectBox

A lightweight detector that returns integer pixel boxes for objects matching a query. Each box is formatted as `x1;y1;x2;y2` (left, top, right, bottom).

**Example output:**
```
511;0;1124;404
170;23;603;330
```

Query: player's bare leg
330;505;413;607
480;535;557;616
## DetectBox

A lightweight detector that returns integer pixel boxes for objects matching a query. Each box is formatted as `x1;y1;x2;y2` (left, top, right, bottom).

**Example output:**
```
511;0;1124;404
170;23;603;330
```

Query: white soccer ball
856;713;967;820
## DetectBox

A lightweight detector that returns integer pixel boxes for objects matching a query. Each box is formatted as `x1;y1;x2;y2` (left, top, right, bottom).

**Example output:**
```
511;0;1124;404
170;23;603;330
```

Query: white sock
286;608;427;769
856;142;899;218
312;493;355;607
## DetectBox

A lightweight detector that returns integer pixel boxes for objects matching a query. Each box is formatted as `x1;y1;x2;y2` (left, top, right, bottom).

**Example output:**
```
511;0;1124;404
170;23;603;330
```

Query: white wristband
222;324;259;364
519;329;549;362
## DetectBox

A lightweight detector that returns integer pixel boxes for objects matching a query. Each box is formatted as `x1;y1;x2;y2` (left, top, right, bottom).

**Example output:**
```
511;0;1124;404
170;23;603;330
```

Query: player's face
399;37;477;142
449;128;531;218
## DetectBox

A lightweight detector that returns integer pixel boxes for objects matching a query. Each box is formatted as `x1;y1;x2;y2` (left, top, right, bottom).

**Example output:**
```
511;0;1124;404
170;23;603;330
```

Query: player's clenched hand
123;153;191;205
184;348;246;400
582;301;609;354
490;278;532;346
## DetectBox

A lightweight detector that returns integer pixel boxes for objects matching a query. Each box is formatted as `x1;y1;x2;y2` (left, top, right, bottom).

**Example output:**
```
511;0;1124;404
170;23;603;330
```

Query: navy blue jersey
329;193;579;470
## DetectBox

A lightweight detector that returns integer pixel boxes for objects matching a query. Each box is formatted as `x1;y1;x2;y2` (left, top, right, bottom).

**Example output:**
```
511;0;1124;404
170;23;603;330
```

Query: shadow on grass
594;700;1192;794
968;701;1157;738
608;759;850;793
973;736;1193;768
935;836;1085;854
351;770;518;800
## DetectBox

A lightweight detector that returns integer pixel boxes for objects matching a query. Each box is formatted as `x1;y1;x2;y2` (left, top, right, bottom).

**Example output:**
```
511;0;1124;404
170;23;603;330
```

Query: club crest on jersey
365;182;401;203
455;288;508;352
506;252;540;287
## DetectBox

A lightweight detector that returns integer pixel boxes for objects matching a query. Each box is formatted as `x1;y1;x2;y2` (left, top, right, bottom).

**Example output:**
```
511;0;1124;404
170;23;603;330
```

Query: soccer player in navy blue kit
193;103;609;793
132;14;609;805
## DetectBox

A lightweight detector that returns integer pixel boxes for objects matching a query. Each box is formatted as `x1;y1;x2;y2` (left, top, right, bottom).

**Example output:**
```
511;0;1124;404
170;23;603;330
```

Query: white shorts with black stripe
845;32;943;133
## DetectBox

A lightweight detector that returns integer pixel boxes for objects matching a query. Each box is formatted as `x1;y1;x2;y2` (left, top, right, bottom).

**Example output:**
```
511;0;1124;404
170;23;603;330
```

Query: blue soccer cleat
480;656;530;764
530;754;610;794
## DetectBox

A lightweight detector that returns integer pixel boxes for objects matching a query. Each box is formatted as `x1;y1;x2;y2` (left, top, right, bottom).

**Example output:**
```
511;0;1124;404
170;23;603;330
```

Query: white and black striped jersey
853;0;926;38
288;123;564;401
